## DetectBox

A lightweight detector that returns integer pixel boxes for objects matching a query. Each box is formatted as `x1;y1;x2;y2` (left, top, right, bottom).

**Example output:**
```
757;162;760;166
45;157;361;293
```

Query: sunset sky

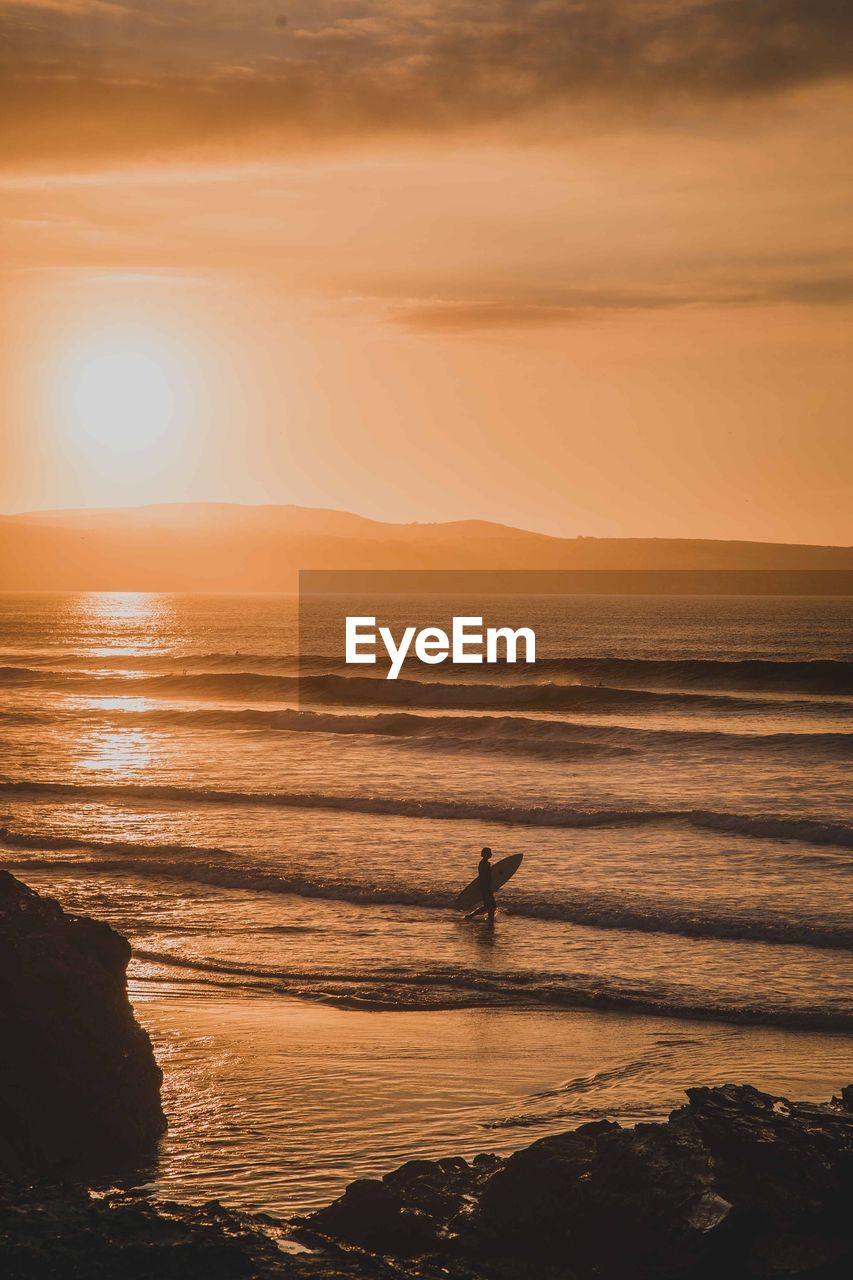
2;1;852;542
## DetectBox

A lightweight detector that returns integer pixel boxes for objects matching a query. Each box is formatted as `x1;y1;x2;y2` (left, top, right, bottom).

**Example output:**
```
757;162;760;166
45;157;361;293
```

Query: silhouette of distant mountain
1;503;850;591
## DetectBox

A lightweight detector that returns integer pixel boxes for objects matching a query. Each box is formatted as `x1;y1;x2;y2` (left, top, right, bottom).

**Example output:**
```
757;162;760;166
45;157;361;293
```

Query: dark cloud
394;295;700;332
393;271;853;331
394;302;588;331
774;275;853;305
2;1;853;164
393;286;700;331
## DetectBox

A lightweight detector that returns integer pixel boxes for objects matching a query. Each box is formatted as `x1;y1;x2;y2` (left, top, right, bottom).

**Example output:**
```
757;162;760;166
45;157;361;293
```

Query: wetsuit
478;857;496;916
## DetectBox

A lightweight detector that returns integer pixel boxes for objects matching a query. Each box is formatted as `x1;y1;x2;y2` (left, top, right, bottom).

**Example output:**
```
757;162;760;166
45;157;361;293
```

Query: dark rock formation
306;1153;501;1256
0;1189;306;1280
0;1084;850;1277
0;870;166;1181
300;1083;853;1278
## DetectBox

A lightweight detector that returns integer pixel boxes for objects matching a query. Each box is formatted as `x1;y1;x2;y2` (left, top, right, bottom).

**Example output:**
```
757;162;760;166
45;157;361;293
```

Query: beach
1;590;851;1217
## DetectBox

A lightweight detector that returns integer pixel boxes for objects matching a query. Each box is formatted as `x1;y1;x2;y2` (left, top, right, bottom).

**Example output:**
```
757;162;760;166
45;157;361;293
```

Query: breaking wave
527;657;853;696
6;654;852;694
3;665;851;721
20;703;849;760
3;828;851;949
2;777;852;847
127;949;853;1031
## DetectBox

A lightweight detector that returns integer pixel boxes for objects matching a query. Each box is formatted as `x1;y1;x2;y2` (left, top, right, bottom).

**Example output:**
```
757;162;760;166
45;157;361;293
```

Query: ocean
0;591;851;1214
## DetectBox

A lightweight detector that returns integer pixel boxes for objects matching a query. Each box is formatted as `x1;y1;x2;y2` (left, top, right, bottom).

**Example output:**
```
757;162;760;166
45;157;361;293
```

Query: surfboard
454;853;523;911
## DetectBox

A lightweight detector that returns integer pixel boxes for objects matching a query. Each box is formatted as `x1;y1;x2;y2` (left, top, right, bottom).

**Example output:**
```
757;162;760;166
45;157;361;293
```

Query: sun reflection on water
70;592;177;656
76;728;154;776
74;696;159;713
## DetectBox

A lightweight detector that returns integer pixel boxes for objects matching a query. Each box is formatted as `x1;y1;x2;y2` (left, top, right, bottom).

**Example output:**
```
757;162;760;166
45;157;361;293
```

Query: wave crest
2;778;852;847
128;949;853;1031
5;830;851;949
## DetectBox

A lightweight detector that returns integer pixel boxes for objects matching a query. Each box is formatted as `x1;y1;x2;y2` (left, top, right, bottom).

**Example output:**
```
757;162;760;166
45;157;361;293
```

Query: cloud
2;1;853;165
2;0;129;13
394;302;589;331
392;272;853;331
392;287;694;331
774;275;853;305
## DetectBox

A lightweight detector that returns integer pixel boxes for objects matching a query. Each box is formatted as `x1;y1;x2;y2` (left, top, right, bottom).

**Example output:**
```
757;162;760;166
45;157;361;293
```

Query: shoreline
3;836;851;1278
132;988;853;1218
3;1081;851;1279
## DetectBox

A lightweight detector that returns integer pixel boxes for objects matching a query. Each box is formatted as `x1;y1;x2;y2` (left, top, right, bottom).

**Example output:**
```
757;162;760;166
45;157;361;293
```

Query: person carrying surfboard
456;849;523;921
466;846;497;924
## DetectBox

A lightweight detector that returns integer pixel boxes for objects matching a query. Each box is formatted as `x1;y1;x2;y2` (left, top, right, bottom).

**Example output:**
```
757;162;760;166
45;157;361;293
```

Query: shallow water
133;996;851;1215
1;592;851;1214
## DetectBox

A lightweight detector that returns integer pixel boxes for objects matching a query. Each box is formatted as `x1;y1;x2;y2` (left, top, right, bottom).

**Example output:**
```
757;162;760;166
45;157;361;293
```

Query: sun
34;280;236;506
59;327;189;456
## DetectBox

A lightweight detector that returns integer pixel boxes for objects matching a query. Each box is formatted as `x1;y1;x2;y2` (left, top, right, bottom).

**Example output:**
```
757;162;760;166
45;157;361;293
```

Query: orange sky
2;1;852;542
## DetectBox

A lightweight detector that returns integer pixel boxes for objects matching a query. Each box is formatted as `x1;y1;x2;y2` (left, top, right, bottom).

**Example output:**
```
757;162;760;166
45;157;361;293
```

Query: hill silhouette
1;503;850;592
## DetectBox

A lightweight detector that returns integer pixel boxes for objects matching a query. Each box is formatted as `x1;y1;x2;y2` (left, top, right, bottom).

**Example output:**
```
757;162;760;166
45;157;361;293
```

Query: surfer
465;846;497;924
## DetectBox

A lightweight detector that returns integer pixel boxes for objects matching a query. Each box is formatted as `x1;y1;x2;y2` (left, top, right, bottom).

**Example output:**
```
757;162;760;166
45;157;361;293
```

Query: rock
304;1154;499;1256
0;1188;300;1280
0;1185;486;1279
0;871;166;1181
305;1175;436;1256
832;1085;853;1111
303;1084;853;1278
1;1080;850;1278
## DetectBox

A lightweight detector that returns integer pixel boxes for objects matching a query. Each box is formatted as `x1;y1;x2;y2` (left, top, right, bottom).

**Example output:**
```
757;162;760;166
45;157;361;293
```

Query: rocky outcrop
0;1083;849;1277
0;870;166;1181
300;1083;853;1278
0;1189;302;1280
306;1153;501;1257
0;877;849;1278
